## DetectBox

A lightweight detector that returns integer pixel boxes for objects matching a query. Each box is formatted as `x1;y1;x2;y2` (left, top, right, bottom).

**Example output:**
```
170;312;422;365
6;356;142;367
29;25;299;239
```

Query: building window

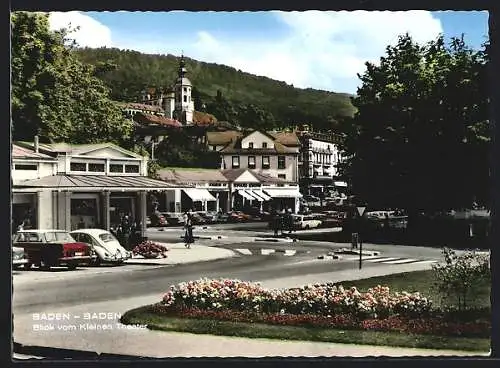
14;164;37;171
248;142;254;149
70;162;86;172
88;163;105;172
184;95;187;103
278;156;286;169
262;156;270;169
248;156;256;169
212;145;217;151
125;164;140;173
262;142;268;148
184;87;187;93
278;174;286;180
232;156;240;168
109;164;124;173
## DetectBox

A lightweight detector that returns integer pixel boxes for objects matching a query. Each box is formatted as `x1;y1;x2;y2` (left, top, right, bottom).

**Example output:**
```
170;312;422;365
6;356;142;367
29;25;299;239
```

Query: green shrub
432;248;490;311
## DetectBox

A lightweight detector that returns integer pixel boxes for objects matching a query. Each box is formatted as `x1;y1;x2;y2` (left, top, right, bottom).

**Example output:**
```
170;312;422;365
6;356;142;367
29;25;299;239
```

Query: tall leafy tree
11;12;133;144
339;34;490;213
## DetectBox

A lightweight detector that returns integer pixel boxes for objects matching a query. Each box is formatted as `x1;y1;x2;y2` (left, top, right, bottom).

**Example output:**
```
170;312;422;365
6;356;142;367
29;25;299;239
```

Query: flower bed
155;278;490;338
132;241;169;259
161;278;432;319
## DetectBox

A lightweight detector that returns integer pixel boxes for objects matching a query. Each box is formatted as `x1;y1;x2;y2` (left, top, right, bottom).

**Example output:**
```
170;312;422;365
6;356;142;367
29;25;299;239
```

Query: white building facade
208;130;301;183
297;130;347;197
12;140;181;242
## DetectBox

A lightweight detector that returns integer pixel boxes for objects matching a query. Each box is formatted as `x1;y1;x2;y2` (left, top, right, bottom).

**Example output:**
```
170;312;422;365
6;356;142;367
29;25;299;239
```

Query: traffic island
317;253;341;260
120;273;491;353
334;248;381;257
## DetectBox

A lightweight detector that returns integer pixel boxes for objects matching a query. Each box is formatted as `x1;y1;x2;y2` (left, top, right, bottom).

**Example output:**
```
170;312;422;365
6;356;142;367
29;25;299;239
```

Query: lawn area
336;270;491;310
120;270;491;353
122;306;490;352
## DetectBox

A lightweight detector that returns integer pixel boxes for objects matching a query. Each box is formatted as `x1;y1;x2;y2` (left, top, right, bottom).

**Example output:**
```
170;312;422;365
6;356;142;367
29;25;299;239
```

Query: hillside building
135;55;195;125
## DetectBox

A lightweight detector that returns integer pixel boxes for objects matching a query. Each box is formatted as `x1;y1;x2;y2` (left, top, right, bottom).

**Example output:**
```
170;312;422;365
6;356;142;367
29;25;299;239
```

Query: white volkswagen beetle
70;229;131;266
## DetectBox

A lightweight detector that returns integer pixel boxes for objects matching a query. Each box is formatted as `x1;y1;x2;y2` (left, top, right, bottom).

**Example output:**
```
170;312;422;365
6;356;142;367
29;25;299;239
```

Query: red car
13;230;92;270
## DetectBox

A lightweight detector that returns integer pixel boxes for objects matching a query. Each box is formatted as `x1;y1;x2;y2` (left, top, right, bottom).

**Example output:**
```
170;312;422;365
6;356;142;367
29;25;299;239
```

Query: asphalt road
13;239;443;315
12;225;448;357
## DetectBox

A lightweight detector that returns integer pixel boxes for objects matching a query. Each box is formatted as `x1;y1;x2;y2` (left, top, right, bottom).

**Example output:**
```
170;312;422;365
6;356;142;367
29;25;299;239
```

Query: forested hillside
75;47;356;131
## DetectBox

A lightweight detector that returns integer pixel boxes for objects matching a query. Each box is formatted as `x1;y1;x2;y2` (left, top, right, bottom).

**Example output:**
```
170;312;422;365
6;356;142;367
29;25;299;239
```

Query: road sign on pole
356;205;366;269
356;206;366;217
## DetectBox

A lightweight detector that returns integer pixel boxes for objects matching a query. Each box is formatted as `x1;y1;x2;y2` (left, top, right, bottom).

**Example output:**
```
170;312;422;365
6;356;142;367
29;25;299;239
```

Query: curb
178;235;227;240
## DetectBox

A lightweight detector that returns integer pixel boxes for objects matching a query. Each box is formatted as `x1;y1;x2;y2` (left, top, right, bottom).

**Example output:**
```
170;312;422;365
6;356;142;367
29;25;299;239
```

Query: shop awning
252;189;272;201
13;174;183;192
263;188;303;198
183;188;217;202
334;181;348;187
238;190;256;201
245;190;267;202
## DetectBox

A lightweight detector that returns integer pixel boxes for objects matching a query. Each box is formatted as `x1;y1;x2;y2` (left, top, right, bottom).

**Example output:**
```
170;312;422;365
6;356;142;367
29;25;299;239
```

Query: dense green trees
339;34;490;212
11;12;133;144
74;47;356;131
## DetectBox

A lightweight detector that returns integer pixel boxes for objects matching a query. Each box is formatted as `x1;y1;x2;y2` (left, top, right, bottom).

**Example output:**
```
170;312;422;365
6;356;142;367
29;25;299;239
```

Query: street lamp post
356;205;366;270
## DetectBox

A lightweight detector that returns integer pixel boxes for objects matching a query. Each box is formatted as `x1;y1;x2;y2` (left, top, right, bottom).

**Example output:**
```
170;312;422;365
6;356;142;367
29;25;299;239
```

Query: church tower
173;55;195;125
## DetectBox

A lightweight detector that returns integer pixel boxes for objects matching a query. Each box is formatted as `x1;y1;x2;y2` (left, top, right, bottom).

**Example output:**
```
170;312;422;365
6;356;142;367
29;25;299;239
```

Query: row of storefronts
11;140;303;235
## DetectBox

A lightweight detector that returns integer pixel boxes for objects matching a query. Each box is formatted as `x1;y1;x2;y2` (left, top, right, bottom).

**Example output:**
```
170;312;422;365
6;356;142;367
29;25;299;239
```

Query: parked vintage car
70;229;132;266
164;212;185;226
292;214;322;230
190;212;207;225
13;230;92;270
198;211;219;224
12;246;28;270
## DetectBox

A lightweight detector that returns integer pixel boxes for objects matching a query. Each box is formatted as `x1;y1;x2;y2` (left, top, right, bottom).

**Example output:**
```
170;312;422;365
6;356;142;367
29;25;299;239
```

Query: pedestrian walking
272;211;280;237
184;211;195;248
285;208;294;234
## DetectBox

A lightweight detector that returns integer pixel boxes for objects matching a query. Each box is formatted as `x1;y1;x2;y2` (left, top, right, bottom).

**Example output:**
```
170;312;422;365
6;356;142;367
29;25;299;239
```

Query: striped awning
252;189;271;201
238;190;255;201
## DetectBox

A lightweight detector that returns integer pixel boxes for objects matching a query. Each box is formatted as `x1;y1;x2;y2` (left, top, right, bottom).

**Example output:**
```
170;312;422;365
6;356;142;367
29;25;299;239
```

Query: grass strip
121;306;490;353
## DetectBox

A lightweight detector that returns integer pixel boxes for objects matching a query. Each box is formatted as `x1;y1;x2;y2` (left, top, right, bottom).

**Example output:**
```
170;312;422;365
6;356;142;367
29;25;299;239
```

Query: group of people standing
111;214;143;250
270;208;295;236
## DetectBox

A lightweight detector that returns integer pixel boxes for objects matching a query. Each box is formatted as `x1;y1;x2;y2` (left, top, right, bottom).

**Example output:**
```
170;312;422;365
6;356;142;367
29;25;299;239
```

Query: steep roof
268;131;301;146
122;102;164;113
12;144;55;159
133;112;182;128
206;129;300;150
206;130;243;146
15;141;143;158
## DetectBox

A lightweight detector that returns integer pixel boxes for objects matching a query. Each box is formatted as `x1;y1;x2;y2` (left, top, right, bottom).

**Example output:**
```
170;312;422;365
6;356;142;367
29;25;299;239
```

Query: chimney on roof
34;135;39;153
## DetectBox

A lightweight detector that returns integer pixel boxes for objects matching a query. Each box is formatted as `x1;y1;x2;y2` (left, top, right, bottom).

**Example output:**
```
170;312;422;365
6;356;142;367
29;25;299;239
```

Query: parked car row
267;210;346;231
12;229;131;271
147;210;267;227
